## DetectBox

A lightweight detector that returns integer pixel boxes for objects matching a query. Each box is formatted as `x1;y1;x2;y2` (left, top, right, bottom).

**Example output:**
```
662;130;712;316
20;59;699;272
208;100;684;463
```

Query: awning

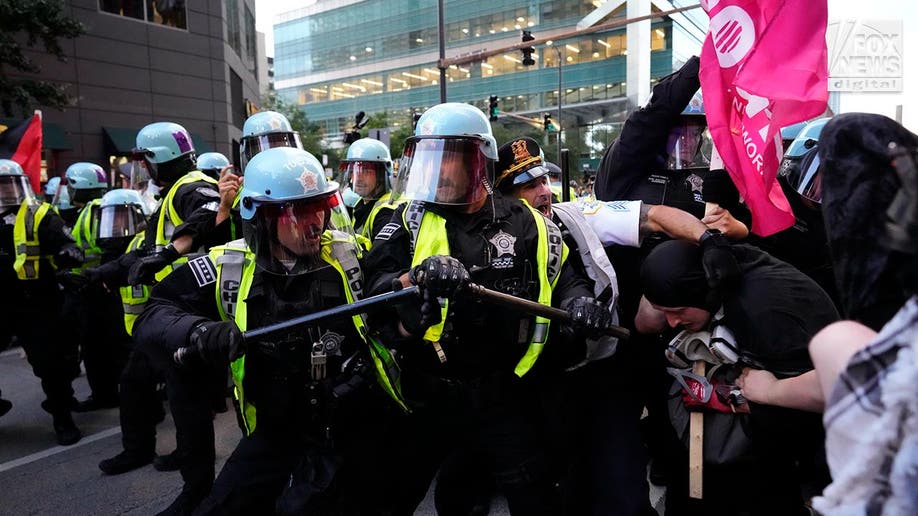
103;126;137;155
104;126;213;155
0;118;72;150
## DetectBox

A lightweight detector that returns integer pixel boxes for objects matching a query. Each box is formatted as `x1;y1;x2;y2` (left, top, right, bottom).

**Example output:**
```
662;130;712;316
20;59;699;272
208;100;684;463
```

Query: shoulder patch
375;222;400;241
187;255;217;287
195;186;220;198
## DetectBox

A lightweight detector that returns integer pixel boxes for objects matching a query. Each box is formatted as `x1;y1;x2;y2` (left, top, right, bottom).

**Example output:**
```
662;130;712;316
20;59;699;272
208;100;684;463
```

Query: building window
227;0;242;57
244;6;258;73
98;0;187;29
230;69;245;128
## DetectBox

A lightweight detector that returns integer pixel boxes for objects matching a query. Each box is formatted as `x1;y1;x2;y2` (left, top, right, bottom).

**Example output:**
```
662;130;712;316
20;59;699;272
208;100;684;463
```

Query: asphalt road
0;346;508;515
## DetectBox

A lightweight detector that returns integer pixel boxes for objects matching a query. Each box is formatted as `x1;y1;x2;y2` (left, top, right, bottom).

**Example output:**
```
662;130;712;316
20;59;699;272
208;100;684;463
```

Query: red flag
699;0;828;236
0;113;43;194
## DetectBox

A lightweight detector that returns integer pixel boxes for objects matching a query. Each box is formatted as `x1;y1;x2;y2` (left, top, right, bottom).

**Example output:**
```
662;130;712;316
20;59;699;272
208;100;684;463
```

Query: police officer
239;110;303;170
135;146;404;514
195;152;231;180
364;103;609;515
58;162;125;411
339;137;400;240
0;159;84;445
45;175;78;226
125;121;221;285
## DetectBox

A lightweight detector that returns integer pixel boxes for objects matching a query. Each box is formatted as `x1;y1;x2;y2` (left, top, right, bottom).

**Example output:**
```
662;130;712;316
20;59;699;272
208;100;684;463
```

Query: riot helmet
96;189;148;254
664;92;712;170
239;147;353;276
132;121;197;187
240;111;303;171
339;138;393;201
780;117;830;207
65;162;109;205
395;103;497;207
45;176;62;203
196;152;231;180
0;159;35;210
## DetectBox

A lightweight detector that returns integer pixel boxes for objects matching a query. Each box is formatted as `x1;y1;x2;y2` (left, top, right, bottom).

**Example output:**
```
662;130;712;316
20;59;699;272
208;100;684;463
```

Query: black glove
408;255;470;299
57;267;102;293
186;320;244;365
699;229;741;309
562;297;613;337
127;245;181;286
56;244;84;269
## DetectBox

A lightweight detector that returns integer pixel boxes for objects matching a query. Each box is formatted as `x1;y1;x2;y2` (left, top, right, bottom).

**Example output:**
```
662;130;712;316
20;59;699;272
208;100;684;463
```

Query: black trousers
65;286;131;403
381;370;559;516
1;285;77;415
118;347;164;455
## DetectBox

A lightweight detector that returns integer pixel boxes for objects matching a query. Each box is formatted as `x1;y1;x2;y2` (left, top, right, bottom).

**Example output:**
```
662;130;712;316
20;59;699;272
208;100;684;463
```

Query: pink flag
699;0;828;236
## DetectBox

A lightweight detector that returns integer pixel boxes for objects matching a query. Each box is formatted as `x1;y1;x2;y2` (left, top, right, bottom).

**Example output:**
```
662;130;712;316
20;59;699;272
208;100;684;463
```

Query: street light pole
437;0;447;102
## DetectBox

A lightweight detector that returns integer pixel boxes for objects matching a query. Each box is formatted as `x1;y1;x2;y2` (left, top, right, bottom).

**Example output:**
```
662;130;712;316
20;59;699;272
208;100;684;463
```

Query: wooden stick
689;360;705;499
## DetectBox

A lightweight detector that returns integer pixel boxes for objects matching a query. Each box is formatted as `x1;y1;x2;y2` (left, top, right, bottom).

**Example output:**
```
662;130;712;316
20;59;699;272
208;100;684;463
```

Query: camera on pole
521;30;536;67
488;95;499;121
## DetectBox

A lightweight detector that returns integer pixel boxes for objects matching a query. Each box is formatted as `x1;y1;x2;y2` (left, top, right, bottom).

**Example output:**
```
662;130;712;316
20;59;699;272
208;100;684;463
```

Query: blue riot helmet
395;103;498;206
0;159;36;210
196;152;231;180
45;176;62;203
65;162;109;205
240;111;302;171
665;91;712;170
132;121;197;187
96;189;148;254
339;138;393;201
780;117;831;204
239;147;353;276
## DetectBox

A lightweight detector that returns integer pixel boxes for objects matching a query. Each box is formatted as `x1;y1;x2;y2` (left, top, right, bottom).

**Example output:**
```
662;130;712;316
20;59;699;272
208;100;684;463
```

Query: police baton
464;283;630;340
173;285;421;365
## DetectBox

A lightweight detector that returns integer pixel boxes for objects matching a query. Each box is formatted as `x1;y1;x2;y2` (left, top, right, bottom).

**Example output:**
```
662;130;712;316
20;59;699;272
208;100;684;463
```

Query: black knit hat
641;240;710;309
495;137;550;192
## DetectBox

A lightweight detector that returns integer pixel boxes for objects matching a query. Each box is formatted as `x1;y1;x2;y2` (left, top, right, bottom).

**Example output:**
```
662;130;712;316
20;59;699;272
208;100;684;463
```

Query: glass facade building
274;0;704;156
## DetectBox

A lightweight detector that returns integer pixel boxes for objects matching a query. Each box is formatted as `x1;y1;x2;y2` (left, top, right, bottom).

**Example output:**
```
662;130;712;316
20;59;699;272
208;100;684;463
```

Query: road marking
0;426;121;472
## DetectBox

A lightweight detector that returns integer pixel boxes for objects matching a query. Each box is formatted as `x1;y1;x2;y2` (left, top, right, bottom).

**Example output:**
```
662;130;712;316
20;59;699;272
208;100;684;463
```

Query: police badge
489;230;517;269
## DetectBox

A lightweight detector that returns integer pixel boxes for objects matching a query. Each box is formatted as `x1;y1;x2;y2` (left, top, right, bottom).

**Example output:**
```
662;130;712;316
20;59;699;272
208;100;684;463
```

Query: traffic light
488;95;499;121
543;113;555;132
521;30;535;67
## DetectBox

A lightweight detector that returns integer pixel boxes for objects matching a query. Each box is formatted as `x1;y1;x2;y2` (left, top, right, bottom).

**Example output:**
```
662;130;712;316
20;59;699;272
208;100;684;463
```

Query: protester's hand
218;166;242;210
562;297;614;337
736;367;778;405
186;320;244;365
702;205;749;240
56;244;84;269
699;229;740;308
127;245;180;286
408;255;469;299
57;271;90;292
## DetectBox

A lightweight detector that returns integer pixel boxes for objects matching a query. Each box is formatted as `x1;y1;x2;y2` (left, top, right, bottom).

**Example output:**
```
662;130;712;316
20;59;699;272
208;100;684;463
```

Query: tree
261;92;325;157
0;0;85;117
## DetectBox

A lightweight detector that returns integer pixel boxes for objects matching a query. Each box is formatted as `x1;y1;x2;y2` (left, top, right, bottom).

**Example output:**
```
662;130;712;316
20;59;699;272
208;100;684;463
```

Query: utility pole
437;0;446;102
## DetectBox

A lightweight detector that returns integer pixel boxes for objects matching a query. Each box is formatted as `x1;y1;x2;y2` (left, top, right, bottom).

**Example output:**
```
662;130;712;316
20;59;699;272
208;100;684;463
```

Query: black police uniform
0;205;82;427
351;199;374;234
364;193;592;515
135;256;392;515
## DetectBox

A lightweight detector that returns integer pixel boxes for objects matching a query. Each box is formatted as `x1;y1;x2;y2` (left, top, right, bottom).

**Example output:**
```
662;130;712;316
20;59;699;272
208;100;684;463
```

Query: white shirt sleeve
576;199;643;248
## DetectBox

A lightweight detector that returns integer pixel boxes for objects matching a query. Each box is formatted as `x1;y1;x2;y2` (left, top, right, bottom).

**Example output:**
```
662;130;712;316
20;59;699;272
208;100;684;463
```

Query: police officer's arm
132;256;221;354
593;56;701;201
367;206;396;242
37;209;83;268
170;181;222;250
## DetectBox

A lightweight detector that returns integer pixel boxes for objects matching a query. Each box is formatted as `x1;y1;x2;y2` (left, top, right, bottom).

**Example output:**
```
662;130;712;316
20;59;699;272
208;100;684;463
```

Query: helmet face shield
395;137;492;206
789;148;822;205
0;175;34;209
339;160;389;200
130;151;153;190
243;191;355;276
98;203;147;240
666;118;712;170
240;132;302;171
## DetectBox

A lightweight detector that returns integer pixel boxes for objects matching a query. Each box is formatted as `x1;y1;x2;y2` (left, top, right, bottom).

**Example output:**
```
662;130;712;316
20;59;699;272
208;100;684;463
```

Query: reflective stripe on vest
403;200;566;377
153;171;218;281
120;231;150;335
72;199;102;271
212;235;407;435
13;200;53;280
361;191;404;242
